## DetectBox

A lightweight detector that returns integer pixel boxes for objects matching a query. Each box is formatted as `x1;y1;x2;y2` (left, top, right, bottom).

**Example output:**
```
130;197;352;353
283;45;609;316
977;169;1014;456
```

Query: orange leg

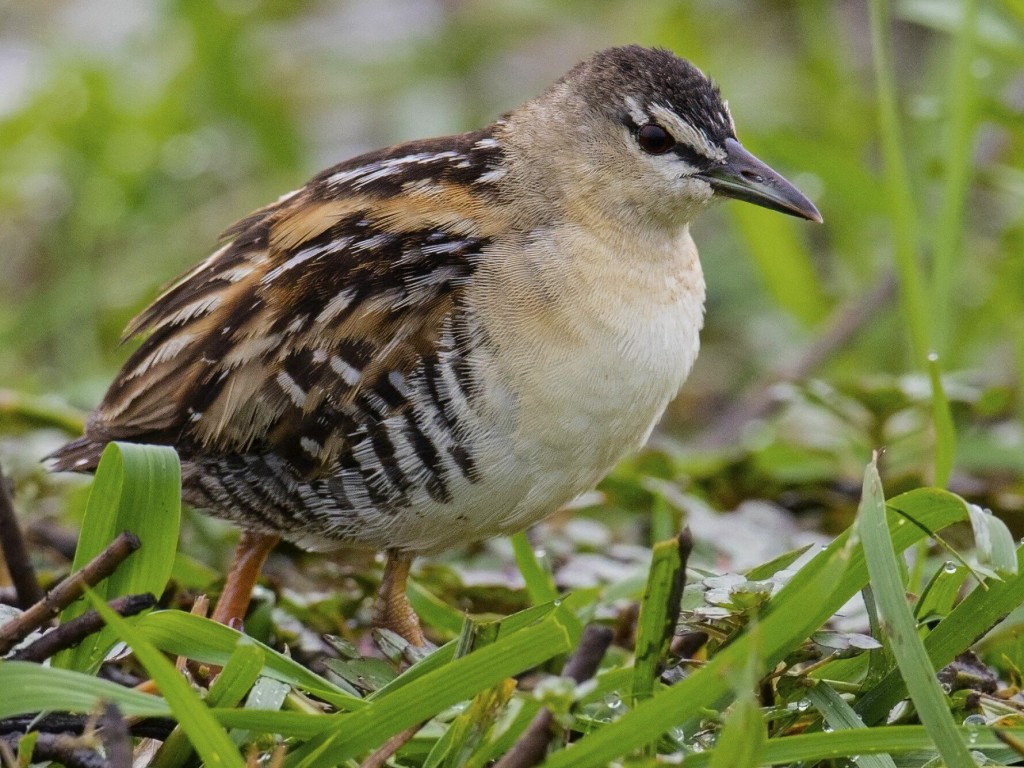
372;550;425;646
210;530;280;628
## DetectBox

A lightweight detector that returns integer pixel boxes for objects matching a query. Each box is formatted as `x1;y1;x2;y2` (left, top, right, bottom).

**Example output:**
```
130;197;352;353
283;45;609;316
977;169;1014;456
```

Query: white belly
409;224;705;547
316;225;706;554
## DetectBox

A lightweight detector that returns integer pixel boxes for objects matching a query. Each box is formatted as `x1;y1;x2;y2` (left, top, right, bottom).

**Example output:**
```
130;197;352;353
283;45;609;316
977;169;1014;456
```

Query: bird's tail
46;437;107;473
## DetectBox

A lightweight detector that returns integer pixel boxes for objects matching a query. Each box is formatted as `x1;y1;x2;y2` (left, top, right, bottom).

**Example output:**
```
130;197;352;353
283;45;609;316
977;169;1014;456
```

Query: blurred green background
2;0;1023;534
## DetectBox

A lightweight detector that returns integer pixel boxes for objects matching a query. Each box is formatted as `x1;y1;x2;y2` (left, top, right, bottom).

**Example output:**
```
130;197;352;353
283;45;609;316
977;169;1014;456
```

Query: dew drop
943;561;958;574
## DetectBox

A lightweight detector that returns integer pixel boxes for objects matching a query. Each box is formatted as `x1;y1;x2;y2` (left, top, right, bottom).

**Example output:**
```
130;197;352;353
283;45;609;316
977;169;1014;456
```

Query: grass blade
728;203;828;325
855;542;1024;723
707;623;765;768
0;661;170;718
152;641;266;768
929;0;980;353
409;578;467;637
541;528;855;767
926;353;956;487
136;610;363;710
540;486;971;766
806;682;897;768
510;531;559;605
682;725;1024;766
856;457;974;765
632;532;689;704
967;502;1019;575
868;0;931;367
84;589;245;768
56;442;181;672
286;607;576;767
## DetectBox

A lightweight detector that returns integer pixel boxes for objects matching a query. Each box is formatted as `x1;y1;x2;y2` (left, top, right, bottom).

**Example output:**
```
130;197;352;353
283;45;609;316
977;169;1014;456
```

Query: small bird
51;46;820;646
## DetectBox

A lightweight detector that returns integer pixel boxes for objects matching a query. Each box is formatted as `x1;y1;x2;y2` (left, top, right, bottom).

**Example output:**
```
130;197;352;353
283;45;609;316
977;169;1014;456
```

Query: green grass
2;450;1022;765
3;1;1024;766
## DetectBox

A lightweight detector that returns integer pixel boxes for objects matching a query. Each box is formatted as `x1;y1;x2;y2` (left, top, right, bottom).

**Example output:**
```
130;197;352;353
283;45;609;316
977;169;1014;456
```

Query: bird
50;45;821;647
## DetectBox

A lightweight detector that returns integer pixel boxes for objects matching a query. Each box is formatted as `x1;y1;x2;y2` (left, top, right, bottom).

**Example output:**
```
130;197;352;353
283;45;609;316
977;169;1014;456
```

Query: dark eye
636;123;675;155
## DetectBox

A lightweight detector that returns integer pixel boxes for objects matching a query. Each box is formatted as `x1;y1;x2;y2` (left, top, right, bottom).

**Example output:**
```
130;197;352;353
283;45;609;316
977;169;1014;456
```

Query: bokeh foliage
3;2;1023;506
0;0;1021;557
3;2;1024;764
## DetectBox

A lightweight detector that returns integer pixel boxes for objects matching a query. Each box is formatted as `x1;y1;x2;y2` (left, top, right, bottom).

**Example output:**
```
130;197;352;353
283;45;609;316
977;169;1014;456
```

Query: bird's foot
372;551;426;647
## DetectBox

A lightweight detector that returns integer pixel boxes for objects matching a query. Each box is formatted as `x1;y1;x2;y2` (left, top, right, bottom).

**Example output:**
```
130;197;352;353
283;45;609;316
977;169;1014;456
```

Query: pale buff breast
458;223;706;535
308;224;707;553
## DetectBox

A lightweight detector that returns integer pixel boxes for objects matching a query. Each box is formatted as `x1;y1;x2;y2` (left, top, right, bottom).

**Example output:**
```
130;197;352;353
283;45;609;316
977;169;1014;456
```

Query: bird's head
502;45;821;230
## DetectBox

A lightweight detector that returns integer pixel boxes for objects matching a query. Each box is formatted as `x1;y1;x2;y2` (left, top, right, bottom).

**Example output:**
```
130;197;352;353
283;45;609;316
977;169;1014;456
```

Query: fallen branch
10;593;156;663
0;531;140;655
0;464;45;609
494;623;614;768
0;733;105;768
359;723;423;768
0;714;174;740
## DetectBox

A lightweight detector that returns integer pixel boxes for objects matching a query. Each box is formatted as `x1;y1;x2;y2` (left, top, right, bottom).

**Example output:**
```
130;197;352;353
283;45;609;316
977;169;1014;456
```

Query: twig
0;733;105;768
0;531;140;655
0;465;45;609
359;723;423;768
995;729;1024;758
10;593;156;663
697;272;898;449
0;714;174;740
494;623;614;768
100;703;132;768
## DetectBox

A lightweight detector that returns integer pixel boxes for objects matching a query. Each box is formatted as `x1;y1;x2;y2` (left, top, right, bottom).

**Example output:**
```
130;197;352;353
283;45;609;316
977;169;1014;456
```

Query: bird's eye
636;123;675;155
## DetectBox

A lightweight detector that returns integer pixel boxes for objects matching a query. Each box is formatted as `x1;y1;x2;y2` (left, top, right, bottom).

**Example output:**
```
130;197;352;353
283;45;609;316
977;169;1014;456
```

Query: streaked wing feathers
70;129;506;477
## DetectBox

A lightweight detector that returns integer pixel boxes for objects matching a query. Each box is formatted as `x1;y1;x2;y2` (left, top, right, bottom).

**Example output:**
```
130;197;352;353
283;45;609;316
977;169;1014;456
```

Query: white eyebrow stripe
721;100;737;134
624;96;649;126
649;104;727;162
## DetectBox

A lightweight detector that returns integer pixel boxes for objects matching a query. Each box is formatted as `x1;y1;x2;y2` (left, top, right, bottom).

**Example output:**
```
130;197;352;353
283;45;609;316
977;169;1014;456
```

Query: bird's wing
54;129;508;476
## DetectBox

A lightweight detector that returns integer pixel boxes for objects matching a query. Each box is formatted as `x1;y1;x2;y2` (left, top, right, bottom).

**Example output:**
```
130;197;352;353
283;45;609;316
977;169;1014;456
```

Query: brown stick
493;624;614;768
359;723;423;768
10;593;156;663
0;531;140;655
0;714;174;740
0;464;45;609
0;733;105;768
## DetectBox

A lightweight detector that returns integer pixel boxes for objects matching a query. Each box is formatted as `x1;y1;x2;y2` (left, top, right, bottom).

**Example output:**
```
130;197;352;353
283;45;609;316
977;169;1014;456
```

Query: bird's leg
372;550;425;647
210;529;281;628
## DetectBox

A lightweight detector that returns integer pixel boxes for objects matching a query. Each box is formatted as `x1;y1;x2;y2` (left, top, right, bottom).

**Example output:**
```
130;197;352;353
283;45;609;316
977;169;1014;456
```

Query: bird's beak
700;138;822;223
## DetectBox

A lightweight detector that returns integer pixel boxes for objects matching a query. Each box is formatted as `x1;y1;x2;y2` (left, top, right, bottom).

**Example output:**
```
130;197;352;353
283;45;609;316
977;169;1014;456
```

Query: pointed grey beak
699;138;822;223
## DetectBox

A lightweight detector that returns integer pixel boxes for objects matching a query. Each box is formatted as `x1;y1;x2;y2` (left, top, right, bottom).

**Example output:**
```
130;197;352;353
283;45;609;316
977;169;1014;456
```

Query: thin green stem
931;0;980;354
868;0;931;368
